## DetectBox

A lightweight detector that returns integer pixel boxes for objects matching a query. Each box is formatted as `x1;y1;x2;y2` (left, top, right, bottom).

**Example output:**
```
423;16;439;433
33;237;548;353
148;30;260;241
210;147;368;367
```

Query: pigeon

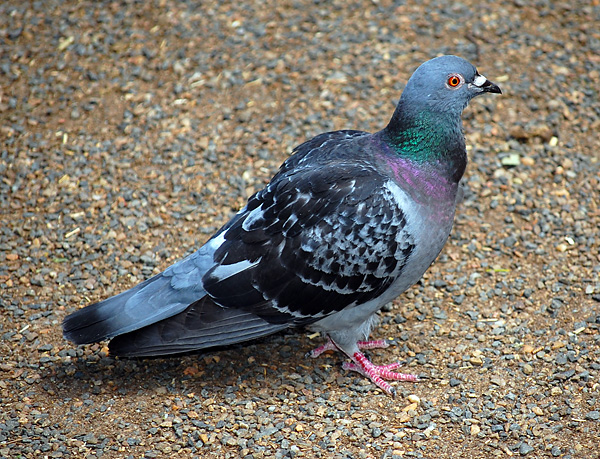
63;55;501;395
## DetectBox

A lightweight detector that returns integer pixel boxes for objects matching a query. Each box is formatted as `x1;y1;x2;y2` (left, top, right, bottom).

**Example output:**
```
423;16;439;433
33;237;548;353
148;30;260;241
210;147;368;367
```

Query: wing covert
202;162;415;324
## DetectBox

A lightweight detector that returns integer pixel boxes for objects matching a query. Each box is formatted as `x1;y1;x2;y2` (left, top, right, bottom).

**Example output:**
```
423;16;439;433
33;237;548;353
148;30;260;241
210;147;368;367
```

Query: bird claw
342;361;403;373
345;351;419;395
308;337;418;395
307;338;338;358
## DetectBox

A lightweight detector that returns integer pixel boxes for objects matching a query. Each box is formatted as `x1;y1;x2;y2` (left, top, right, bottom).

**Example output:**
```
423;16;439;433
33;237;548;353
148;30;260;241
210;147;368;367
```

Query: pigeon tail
63;238;218;345
63;272;205;345
107;296;289;356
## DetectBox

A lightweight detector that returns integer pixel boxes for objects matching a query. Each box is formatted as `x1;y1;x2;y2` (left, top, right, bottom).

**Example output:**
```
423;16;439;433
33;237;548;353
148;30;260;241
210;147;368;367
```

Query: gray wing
202;161;416;324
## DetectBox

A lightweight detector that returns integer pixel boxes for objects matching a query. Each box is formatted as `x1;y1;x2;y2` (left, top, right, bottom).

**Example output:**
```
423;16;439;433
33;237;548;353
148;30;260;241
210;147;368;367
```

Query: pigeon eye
447;75;461;88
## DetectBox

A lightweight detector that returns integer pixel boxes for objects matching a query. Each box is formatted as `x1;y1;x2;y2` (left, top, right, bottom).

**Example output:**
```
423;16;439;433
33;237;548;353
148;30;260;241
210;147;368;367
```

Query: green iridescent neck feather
381;105;467;182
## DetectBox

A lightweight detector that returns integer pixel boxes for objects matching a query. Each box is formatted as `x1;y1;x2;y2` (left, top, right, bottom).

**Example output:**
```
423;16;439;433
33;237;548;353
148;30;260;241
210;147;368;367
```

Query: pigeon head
401;55;501;116
382;55;501;181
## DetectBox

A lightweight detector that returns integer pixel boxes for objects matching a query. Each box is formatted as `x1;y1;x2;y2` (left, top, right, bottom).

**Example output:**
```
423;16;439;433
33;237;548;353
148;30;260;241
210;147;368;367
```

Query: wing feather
202;159;415;324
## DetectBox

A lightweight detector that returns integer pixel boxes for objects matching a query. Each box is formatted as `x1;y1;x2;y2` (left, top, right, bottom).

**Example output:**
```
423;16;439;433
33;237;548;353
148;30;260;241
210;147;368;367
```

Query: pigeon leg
308;337;393;358
307;337;338;358
355;338;395;350
343;351;418;396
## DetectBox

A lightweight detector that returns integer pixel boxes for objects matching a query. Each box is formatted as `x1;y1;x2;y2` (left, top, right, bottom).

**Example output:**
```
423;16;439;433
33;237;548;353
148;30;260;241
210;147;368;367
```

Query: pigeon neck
382;102;467;183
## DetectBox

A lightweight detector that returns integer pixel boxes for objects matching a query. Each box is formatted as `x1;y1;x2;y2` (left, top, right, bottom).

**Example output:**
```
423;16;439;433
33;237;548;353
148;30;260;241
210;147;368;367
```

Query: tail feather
63;274;201;345
62;232;287;355
108;296;288;356
63;249;214;345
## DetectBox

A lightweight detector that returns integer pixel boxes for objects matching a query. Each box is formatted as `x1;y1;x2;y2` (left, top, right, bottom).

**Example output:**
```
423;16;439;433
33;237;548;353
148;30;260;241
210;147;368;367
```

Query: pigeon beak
471;73;502;94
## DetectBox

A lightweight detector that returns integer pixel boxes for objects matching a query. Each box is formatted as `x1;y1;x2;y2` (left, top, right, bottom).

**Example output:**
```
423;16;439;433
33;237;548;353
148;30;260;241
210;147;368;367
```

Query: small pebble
585;410;600;421
519;443;535;456
522;364;534;375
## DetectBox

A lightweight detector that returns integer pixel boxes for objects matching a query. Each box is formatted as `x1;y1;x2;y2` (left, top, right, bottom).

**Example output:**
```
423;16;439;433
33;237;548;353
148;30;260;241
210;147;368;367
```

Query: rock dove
63;55;501;395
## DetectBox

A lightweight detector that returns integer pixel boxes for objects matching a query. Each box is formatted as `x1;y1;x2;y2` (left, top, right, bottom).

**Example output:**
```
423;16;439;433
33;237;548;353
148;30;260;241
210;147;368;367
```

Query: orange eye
447;75;461;87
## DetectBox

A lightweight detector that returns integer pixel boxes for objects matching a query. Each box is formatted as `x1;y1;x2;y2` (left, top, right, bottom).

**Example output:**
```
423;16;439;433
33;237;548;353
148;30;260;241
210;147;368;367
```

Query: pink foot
307;337;337;358
308;337;418;394
344;351;419;395
355;339;394;350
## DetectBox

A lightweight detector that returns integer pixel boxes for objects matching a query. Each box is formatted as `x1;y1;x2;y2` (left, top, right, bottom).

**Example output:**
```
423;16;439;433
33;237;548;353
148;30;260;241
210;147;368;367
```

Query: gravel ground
1;1;599;458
